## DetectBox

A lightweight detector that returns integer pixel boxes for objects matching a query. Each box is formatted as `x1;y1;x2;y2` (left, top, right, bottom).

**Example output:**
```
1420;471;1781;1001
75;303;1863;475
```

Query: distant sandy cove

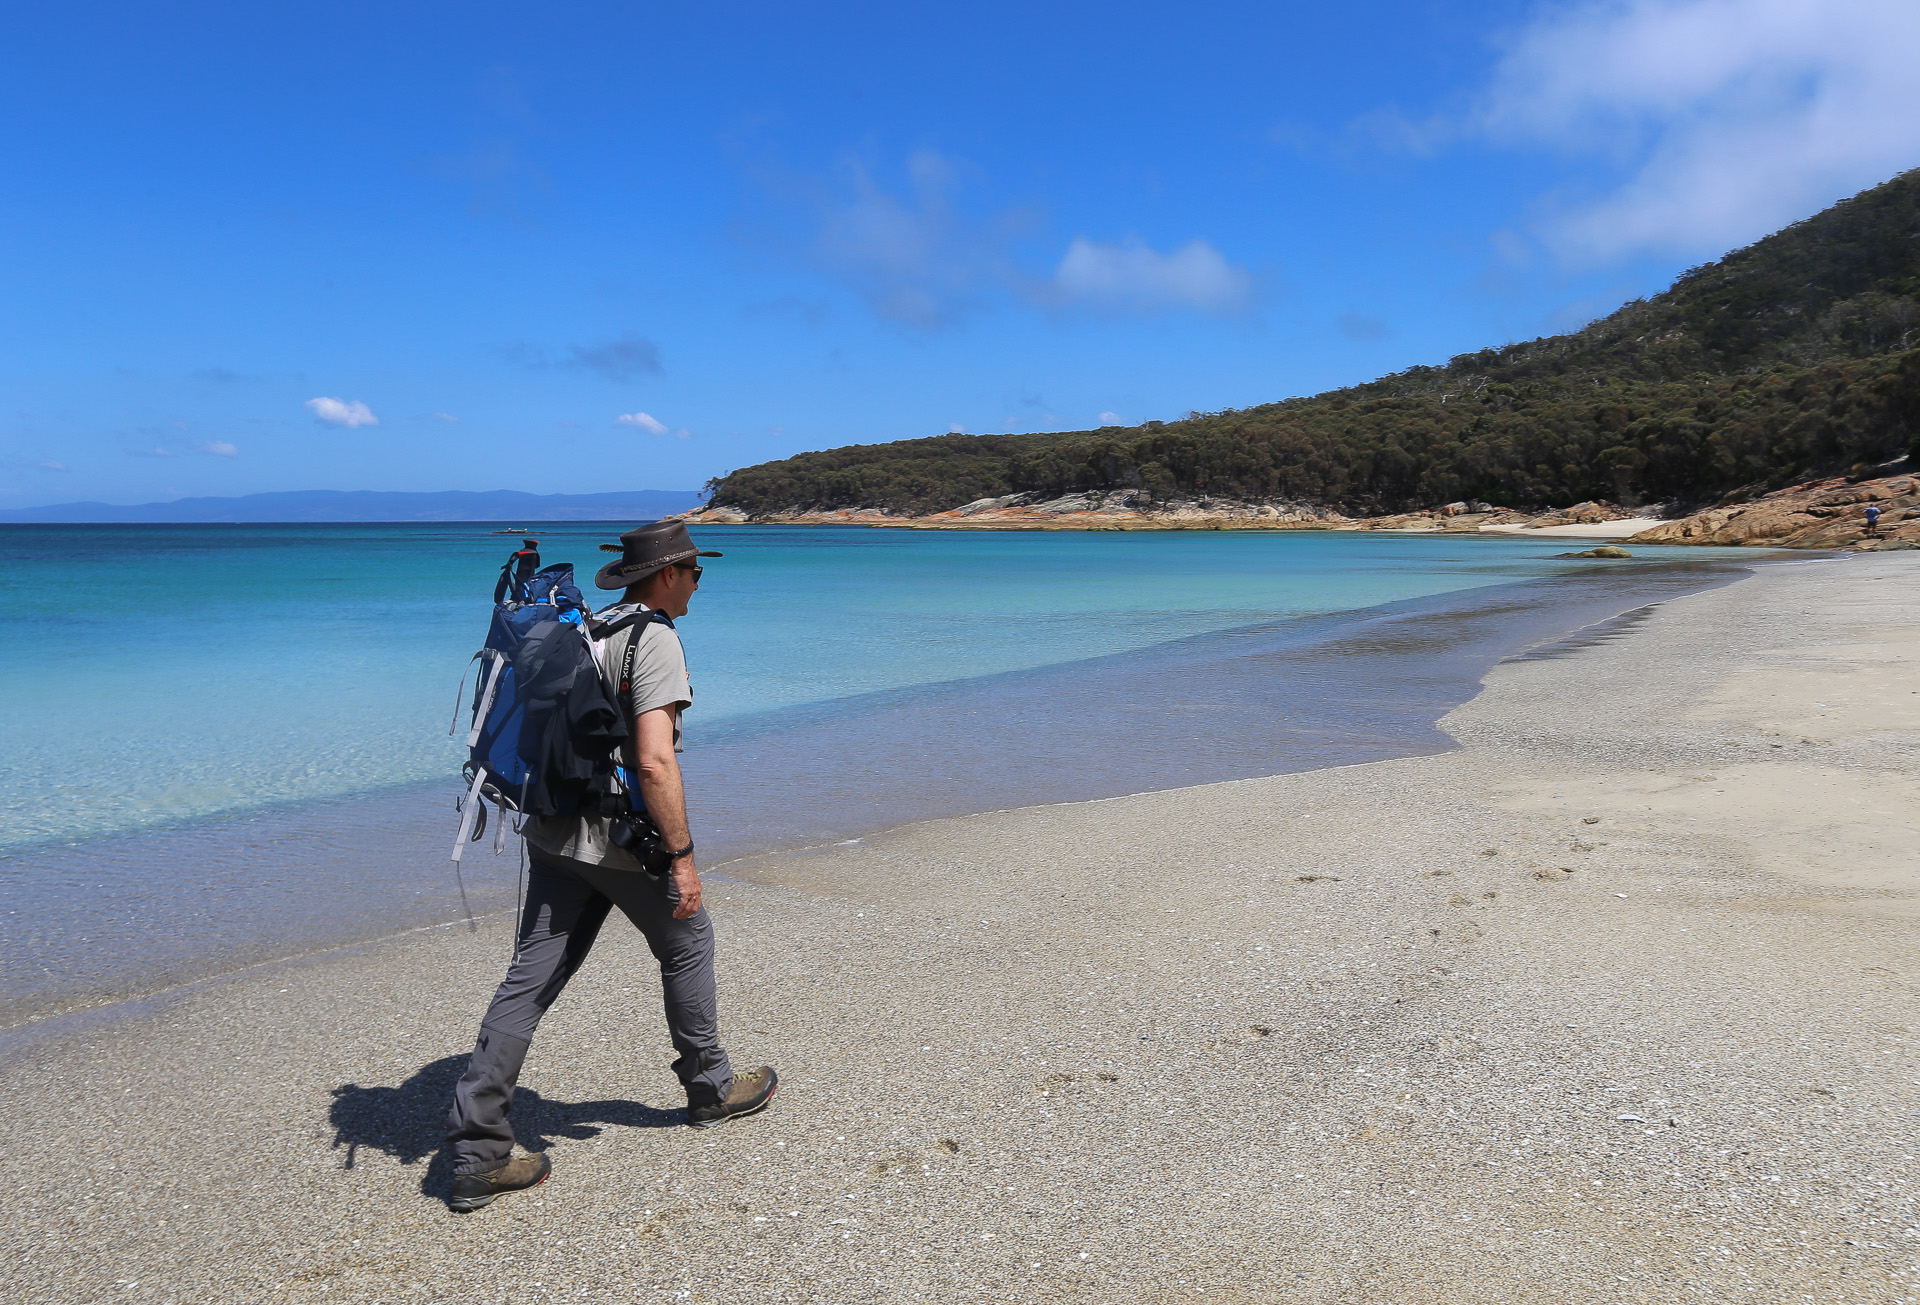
4;552;1916;1303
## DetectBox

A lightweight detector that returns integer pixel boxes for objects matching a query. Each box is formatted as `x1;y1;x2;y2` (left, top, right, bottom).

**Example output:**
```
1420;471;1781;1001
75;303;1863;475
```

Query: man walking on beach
443;521;778;1213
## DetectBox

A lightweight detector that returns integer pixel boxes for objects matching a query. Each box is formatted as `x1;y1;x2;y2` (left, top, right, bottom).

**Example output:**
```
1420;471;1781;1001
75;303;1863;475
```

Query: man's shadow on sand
329;1055;683;1199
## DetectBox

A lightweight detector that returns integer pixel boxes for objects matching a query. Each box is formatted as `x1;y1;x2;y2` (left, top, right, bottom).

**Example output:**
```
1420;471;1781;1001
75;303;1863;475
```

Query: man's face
655;562;701;618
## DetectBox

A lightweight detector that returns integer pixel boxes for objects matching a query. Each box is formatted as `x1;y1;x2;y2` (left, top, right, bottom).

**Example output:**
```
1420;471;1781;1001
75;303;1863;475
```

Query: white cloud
783;150;1259;324
1050;237;1252;314
1098;411;1124;426
616;411;690;439
306;397;379;428
430;412;459;422
948;423;966;434
197;440;239;457
780;151;1256;324
616;411;669;435
1473;0;1920;260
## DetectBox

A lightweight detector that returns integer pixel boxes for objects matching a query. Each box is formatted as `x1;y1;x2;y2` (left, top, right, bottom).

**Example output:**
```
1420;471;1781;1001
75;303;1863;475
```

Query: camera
607;811;672;876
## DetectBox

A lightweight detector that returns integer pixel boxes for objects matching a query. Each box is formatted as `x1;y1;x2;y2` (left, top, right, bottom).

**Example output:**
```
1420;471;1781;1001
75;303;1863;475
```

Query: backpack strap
448;650;482;737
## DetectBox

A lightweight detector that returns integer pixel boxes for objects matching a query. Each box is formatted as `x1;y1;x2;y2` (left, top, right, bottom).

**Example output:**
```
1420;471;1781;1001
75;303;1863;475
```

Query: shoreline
0;550;1764;1032
6;551;1918;1301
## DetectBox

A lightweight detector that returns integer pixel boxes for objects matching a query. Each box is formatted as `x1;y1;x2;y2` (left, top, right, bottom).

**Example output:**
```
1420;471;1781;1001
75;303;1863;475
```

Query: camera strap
619;623;639;724
610;611;675;875
617;625;643;789
615;607;675;723
615;611;675;809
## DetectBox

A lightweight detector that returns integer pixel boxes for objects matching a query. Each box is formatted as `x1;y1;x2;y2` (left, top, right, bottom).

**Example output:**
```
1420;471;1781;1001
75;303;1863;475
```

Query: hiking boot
687;1066;778;1129
447;1152;551;1213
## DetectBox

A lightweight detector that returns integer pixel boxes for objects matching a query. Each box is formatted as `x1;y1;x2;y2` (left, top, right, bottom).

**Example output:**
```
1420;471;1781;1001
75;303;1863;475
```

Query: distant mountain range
0;489;705;524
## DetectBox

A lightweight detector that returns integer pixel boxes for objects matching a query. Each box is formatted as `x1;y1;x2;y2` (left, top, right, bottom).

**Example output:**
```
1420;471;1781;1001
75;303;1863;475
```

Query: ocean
0;522;1765;1028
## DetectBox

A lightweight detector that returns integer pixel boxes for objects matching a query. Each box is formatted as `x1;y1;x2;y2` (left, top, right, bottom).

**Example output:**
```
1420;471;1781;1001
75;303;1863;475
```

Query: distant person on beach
493;538;542;603
443;521;778;1213
1865;505;1882;534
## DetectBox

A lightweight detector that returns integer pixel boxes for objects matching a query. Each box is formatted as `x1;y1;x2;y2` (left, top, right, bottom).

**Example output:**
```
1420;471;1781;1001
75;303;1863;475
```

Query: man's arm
633;703;701;919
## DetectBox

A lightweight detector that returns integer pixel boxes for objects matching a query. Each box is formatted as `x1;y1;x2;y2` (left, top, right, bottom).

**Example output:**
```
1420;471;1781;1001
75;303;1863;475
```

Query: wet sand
4;553;1917;1303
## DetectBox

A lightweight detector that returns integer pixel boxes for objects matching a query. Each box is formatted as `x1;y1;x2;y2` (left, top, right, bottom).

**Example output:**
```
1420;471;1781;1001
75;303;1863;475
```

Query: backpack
448;562;666;862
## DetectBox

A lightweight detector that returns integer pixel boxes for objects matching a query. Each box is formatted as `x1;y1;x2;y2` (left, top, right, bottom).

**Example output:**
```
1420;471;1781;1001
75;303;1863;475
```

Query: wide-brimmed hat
594;520;723;590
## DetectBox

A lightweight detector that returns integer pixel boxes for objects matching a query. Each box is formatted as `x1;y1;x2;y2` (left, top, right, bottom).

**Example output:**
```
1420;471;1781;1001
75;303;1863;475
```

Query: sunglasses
673;563;703;583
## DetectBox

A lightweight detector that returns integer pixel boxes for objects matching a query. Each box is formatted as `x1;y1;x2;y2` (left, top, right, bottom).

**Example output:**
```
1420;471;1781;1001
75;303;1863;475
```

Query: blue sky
3;0;1917;506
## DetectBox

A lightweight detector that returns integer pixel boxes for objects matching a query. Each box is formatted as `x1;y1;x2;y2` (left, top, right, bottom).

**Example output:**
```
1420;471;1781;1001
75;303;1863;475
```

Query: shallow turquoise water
0;522;1732;849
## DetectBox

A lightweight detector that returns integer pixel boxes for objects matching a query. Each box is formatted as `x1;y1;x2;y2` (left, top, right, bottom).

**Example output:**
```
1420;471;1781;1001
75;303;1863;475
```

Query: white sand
1478;517;1666;538
4;553;1917;1303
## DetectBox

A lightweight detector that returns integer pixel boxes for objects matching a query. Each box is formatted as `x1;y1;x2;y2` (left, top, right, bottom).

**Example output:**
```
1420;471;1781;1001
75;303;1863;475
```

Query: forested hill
709;169;1920;517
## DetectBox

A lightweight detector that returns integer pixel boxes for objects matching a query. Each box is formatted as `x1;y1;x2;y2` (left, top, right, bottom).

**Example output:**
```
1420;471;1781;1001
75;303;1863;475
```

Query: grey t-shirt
522;605;692;870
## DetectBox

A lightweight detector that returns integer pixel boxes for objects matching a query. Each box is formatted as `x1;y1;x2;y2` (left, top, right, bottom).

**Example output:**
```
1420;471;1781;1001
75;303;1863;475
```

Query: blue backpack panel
450;562;674;862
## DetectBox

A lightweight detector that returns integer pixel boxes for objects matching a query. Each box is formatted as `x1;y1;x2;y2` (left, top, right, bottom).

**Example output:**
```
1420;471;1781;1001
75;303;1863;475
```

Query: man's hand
670;854;702;919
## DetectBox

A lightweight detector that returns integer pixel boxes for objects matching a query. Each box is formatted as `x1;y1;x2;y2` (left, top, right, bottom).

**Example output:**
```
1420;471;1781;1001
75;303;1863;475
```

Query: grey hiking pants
444;846;733;1176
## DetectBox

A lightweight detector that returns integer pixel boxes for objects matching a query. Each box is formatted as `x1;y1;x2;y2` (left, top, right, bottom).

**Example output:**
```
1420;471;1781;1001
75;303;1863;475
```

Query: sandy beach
5;552;1918;1303
1478;518;1665;539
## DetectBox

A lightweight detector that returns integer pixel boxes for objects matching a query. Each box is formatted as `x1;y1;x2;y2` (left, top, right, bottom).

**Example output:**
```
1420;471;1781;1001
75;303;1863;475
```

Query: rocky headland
703;172;1920;557
678;491;1639;535
1625;472;1920;551
678;470;1920;552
